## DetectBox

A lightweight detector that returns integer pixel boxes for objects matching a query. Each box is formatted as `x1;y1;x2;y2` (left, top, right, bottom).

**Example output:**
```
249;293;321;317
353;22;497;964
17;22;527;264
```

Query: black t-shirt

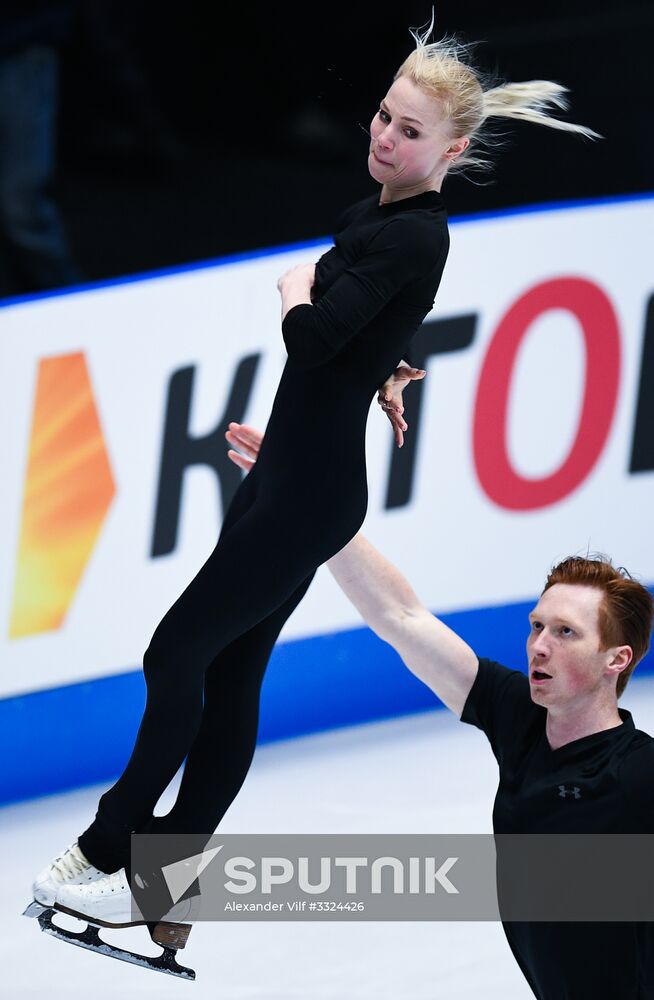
461;657;654;999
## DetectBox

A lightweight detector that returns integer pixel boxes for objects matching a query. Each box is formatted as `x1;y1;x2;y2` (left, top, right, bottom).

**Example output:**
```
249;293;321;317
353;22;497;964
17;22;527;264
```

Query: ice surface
7;676;654;999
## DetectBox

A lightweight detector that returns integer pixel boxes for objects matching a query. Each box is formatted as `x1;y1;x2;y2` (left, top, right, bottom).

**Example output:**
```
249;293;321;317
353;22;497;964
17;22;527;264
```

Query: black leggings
77;434;365;874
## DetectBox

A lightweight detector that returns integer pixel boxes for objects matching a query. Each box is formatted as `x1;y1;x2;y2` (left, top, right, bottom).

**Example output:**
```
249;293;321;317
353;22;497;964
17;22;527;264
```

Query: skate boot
23;867;196;980
31;840;108;906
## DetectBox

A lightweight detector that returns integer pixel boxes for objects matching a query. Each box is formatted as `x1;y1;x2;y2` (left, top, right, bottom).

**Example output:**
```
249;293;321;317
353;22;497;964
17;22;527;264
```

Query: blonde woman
28;15;599;976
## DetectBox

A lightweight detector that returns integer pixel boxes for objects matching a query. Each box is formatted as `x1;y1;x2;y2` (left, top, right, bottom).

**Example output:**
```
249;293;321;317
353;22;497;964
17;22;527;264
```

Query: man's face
526;584;624;710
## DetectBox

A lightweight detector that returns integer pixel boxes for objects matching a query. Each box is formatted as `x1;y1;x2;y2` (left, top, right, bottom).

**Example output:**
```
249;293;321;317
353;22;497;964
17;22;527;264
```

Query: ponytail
482;81;601;139
394;10;602;180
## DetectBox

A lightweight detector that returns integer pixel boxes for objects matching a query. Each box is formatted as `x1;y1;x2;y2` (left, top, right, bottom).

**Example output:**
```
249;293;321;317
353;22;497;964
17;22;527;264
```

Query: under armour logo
558;785;581;799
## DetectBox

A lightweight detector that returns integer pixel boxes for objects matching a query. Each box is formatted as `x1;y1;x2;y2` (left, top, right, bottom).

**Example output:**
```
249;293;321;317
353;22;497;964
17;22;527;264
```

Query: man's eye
561;626;573;636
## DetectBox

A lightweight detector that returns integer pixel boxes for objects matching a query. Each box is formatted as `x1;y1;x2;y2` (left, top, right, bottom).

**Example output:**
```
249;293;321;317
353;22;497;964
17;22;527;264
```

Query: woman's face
368;75;468;193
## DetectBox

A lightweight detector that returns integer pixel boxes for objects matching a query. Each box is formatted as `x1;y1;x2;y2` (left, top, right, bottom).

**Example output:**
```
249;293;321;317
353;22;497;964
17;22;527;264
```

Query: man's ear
608;645;633;676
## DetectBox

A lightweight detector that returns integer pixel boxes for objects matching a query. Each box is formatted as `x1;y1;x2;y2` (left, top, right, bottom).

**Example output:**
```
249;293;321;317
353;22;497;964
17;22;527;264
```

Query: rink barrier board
2;189;653;807
1;590;653;808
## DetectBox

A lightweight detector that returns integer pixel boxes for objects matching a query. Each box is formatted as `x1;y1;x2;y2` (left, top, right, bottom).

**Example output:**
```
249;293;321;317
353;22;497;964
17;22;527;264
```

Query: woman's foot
32;840;108;906
55;868;141;924
55;867;193;925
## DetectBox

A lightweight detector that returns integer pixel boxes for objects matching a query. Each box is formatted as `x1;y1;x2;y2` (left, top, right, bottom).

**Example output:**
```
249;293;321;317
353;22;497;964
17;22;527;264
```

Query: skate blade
22;901;196;980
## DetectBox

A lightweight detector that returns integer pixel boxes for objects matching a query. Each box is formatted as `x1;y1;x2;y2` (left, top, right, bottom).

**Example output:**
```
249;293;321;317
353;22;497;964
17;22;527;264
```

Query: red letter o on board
473;277;620;511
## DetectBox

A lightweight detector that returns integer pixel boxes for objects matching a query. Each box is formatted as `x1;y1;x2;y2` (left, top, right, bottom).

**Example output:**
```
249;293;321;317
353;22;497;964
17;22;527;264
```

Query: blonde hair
394;12;602;180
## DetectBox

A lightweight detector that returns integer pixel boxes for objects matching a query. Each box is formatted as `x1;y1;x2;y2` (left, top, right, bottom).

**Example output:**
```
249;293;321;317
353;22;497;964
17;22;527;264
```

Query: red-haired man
225;415;654;1000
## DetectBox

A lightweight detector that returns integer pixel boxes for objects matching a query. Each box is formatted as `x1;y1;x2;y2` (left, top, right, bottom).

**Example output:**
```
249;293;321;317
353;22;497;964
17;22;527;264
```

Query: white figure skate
23;865;195;980
31;840;107;906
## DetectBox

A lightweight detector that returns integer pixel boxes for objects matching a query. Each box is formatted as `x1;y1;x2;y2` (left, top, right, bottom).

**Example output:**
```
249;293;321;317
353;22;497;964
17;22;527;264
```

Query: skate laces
52;843;93;881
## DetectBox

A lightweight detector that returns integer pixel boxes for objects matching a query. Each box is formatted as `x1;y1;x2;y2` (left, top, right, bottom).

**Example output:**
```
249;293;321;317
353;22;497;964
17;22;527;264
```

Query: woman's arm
280;219;444;370
277;263;315;322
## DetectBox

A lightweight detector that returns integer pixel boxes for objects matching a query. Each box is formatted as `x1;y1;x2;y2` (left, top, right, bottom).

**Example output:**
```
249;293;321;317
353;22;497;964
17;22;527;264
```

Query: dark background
1;0;652;298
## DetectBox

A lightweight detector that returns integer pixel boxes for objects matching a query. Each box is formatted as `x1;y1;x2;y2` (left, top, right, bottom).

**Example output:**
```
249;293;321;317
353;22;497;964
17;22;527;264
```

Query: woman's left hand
377;364;427;448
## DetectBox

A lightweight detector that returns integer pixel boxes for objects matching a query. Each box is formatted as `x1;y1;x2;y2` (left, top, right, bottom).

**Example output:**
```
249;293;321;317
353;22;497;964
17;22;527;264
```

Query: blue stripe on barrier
1;190;652;311
2;590;653;808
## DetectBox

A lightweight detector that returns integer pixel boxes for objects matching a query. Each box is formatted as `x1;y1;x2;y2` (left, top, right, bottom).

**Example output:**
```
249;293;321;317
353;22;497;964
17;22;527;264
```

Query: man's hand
377;364;426;448
225;422;263;472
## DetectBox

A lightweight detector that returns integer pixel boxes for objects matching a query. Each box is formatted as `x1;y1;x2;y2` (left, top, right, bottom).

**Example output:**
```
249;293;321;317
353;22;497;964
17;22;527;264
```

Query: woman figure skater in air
30;13;599;962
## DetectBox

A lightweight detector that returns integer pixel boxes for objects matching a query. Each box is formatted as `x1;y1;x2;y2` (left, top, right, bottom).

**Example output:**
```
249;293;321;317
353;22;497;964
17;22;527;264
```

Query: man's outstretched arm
325;534;478;716
225;422;478;716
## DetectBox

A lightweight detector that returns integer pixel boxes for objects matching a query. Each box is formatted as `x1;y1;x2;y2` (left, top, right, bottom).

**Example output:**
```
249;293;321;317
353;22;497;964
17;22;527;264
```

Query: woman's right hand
225;422;263;472
276;262;316;294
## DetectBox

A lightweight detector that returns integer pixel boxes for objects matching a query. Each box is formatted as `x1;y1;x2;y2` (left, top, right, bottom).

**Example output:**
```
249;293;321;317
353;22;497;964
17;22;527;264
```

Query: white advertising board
1;195;652;700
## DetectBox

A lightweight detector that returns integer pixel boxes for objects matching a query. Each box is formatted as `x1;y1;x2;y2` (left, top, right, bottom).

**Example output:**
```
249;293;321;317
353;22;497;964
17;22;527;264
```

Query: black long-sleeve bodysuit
78;189;450;875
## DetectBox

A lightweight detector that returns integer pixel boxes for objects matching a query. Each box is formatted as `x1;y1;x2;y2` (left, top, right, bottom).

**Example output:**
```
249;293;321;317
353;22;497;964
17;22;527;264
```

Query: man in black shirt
225;420;654;1000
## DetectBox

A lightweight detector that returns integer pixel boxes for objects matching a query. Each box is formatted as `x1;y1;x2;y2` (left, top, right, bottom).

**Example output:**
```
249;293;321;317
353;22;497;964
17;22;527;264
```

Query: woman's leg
120;578;315;896
77;491;330;872
76;469;263;872
147;569;315;835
